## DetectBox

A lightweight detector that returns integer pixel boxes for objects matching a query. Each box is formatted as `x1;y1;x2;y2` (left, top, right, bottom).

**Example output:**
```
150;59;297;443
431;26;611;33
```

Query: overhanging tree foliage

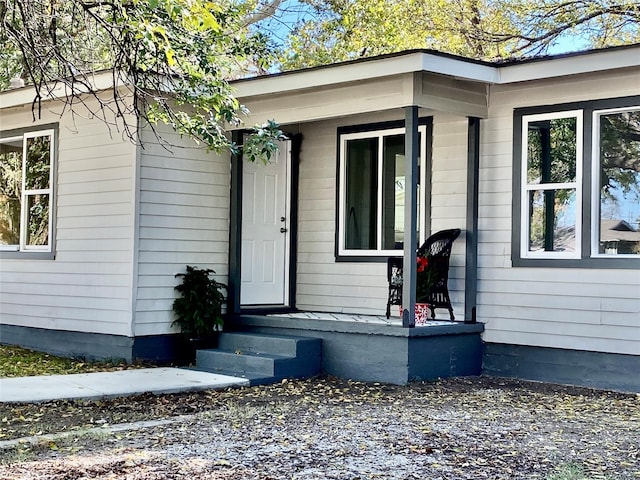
278;0;640;69
0;0;285;160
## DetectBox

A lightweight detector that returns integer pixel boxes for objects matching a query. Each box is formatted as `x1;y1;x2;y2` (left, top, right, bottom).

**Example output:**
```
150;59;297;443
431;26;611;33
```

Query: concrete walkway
0;368;250;403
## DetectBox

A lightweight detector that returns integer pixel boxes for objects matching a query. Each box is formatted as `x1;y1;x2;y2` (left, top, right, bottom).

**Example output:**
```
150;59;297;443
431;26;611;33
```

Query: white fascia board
497;46;640;84
0;71;121;110
417;53;499;83
233;52;499;99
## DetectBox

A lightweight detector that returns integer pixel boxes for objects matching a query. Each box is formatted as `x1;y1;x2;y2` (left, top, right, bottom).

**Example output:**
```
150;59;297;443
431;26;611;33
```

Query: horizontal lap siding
297;116;387;315
479;70;640;355
0;101;136;336
295;112;468;318
431;115;469;317
134;126;230;336
418;73;488;118
240;76;414;126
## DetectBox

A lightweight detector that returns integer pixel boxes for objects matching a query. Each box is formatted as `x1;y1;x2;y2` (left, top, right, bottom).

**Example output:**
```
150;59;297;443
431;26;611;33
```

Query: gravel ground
0;376;638;479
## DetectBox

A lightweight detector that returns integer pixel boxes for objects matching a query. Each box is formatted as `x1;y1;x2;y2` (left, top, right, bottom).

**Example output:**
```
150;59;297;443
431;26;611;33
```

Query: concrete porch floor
267;311;460;327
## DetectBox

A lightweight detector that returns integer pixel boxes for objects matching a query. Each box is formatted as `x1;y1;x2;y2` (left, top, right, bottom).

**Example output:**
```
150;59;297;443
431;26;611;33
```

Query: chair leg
448;307;455;321
386;301;390;319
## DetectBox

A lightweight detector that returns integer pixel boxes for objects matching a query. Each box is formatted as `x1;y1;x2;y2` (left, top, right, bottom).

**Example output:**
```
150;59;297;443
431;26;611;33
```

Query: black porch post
402;106;419;328
228;130;243;315
465;117;480;323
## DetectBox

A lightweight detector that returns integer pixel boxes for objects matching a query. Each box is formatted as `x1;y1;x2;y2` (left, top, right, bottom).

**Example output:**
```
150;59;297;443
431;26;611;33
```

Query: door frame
229;131;301;314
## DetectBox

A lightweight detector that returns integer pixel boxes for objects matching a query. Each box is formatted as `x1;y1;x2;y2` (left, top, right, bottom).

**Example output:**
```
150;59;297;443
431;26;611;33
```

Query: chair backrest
417;228;461;259
416;228;461;297
387;228;462;317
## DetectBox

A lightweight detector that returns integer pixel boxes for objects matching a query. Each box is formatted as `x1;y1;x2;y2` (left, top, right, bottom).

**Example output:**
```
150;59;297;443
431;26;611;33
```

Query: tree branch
243;0;285;25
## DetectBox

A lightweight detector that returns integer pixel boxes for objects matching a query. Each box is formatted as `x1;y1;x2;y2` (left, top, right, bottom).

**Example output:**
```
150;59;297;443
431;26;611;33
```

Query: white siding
295;112;468;318
0;100;136;336
431;115;469;316
133;125;230;336
239;75;416;127
417;73;488;118
479;68;640;355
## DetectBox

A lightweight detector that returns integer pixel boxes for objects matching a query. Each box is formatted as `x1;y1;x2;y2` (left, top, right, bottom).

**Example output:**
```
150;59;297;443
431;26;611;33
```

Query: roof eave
497;45;640;83
232;51;499;99
0;71;120;110
233;44;640;99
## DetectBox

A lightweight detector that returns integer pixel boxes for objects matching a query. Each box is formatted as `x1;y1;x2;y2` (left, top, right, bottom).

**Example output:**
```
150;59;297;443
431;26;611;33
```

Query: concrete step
196;349;289;376
194;332;322;385
217;332;320;358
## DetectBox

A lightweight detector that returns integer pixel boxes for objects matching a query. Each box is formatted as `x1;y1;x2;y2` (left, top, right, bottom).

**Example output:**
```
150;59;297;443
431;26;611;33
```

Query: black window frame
512;96;640;269
335;117;433;262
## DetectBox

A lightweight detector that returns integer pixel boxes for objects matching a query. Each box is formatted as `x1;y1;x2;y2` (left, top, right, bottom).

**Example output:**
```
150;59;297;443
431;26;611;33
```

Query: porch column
228;130;243;315
465;117;480;323
402;106;419;328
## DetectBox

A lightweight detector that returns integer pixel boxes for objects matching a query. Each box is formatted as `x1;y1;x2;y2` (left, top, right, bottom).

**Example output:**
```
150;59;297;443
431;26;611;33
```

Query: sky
548;36;591;55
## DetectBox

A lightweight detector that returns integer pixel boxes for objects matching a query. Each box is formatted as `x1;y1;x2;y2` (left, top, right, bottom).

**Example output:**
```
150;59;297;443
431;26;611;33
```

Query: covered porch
229;51;488;329
214;52;491;384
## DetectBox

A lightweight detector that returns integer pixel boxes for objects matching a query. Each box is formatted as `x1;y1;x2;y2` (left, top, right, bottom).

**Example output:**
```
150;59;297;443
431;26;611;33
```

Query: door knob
280;227;288;233
280;217;286;222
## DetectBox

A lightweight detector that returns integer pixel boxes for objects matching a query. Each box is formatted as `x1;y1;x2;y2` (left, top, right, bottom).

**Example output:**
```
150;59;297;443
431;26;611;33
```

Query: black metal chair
386;228;461;321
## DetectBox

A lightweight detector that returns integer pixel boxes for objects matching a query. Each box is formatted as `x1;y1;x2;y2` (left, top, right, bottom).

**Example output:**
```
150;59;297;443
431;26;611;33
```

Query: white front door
240;140;290;306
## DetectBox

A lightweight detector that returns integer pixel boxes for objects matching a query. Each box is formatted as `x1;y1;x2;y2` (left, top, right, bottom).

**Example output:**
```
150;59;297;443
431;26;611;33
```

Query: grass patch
0;428;114;465
546;463;614;480
0;345;149;378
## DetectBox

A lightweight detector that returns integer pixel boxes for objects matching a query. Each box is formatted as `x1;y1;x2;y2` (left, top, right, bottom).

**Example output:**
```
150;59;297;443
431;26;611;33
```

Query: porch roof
231;44;640;126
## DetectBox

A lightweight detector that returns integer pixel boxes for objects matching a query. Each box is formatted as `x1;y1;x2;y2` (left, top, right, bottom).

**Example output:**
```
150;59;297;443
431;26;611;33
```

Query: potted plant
172;265;226;365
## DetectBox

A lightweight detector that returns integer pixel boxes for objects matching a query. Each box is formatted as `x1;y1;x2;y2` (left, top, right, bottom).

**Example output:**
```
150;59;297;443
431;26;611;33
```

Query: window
0;128;55;254
520;112;582;259
593;108;640;256
337;122;429;257
514;97;640;267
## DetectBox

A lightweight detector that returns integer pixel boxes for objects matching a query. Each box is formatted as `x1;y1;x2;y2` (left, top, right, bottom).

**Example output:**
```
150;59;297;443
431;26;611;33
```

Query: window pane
527;117;577;184
25;135;51;191
528;189;576;252
0;139;22;246
345;138;377;250
598;110;640;255
25;194;49;246
381;134;422;250
382;134;405;250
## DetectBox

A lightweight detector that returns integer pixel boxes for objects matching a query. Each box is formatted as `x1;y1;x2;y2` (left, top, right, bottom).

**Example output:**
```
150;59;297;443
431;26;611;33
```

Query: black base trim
0;324;183;364
483;343;640;393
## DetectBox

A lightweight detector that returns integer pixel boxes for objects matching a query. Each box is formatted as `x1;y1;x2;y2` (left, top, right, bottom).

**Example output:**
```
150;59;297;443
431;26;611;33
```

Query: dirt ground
0;376;638;479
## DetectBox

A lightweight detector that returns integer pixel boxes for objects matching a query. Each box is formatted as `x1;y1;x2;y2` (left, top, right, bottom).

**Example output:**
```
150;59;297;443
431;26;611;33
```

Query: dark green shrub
172;265;226;339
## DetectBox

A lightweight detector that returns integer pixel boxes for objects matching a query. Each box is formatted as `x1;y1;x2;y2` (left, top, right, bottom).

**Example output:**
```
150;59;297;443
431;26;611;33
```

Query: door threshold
238;305;295;315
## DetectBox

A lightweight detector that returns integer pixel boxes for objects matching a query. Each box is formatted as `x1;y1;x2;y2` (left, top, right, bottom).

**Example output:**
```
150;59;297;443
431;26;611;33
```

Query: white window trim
0;129;55;253
0;135;22;252
591;106;640;258
520;110;583;260
338;125;427;256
